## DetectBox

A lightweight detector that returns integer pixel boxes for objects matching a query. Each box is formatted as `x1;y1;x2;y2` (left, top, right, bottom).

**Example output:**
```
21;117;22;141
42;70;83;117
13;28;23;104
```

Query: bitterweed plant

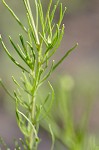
0;0;78;149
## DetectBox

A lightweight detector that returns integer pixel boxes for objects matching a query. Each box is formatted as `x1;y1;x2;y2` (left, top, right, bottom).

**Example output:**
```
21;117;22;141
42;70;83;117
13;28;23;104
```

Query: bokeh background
0;0;99;149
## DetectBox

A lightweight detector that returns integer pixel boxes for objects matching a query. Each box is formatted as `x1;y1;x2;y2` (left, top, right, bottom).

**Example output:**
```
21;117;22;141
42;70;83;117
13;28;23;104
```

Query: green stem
29;67;40;149
29;95;36;149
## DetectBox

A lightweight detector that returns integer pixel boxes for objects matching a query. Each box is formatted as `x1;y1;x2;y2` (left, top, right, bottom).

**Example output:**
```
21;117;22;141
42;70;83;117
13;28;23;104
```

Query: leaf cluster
0;0;77;149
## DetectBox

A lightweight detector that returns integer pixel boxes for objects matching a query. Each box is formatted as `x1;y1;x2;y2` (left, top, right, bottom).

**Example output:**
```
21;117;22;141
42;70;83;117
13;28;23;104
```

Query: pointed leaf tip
65;7;67;10
63;24;65;28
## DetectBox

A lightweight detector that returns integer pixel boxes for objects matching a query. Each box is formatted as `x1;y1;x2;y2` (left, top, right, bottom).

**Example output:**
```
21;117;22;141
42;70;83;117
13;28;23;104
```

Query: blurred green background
0;0;99;149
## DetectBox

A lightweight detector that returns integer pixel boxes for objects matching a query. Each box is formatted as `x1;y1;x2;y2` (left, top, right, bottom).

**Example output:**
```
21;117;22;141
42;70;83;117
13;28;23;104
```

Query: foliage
0;0;77;149
40;75;98;150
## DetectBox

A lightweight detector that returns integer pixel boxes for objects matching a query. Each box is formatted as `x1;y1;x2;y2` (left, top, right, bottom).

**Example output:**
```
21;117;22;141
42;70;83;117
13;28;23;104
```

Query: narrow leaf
9;36;33;69
27;13;37;45
49;124;55;150
19;34;27;54
35;0;38;32
47;12;52;43
44;0;52;28
47;81;55;113
0;36;29;73
26;0;40;45
12;76;20;87
53;43;78;71
40;82;54;120
58;3;67;27
22;0;28;11
17;44;26;58
17;109;39;141
16;109;29;137
0;79;15;101
39;32;48;46
26;41;36;61
38;93;51;121
2;0;27;33
38;0;44;35
50;0;60;23
14;90;29;109
9;36;26;62
40;60;54;83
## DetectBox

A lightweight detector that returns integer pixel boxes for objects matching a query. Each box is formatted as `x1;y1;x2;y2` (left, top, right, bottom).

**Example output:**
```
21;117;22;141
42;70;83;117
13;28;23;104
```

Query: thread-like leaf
2;0;27;33
9;36;26;61
35;0;38;32
16;110;30;137
22;0;40;45
53;43;78;71
47;81;55;113
44;0;52;29
22;0;28;11
19;34;27;54
47;12;52;44
38;0;44;35
22;72;33;93
12;76;20;87
0;79;15;101
17;108;39;141
39;32;48;46
38;93;51;122
58;3;67;27
40;82;54;120
40;60;54;83
50;0;60;23
0;36;29;73
35;105;42;122
27;41;36;61
9;36;34;69
14;90;29;109
15;99;31;137
49;124;55;150
26;0;40;45
17;44;26;58
27;13;37;45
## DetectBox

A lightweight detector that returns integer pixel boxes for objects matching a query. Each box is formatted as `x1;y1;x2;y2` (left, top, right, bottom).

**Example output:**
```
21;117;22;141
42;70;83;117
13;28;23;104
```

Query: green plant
0;0;77;149
86;136;99;150
40;75;97;150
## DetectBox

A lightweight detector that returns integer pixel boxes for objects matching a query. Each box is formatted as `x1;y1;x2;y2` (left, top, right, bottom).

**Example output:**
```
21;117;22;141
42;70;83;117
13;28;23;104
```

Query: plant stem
29;67;40;149
29;96;36;149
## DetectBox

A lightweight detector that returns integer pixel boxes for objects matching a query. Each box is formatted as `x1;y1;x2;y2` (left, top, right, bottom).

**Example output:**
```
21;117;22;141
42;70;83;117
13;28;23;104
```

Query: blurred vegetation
40;75;99;150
